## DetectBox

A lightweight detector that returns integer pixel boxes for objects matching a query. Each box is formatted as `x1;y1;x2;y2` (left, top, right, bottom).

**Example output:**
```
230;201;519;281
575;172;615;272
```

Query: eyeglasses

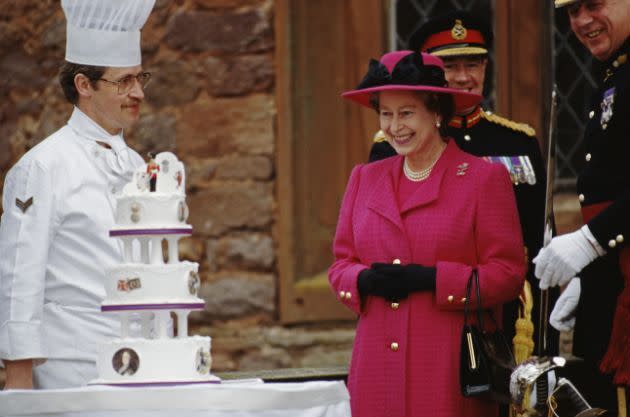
98;72;152;95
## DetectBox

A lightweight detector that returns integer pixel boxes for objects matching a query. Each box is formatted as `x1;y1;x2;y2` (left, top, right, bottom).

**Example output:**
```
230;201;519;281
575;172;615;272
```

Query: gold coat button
391;302;399;310
345;292;352;300
609;239;617;248
464;134;471;141
589;110;595;119
393;258;401;264
578;194;585;202
339;291;346;298
390;342;399;351
617;234;624;243
461;297;467;303
447;295;454;303
585;153;592;162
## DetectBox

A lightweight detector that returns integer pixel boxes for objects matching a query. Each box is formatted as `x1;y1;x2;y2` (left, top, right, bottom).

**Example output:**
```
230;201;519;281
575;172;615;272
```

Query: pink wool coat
329;140;526;417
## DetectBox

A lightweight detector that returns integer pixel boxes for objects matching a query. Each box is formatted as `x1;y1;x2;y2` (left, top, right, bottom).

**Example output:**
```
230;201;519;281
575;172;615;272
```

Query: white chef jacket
0;107;143;374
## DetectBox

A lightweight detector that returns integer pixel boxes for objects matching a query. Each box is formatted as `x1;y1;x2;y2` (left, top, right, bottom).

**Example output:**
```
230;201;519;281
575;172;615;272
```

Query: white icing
114;194;190;229
90;336;218;385
102;261;202;306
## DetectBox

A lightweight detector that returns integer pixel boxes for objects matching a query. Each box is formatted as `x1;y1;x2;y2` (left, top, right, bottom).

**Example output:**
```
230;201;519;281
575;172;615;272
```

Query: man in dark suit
534;1;630;414
369;12;558;359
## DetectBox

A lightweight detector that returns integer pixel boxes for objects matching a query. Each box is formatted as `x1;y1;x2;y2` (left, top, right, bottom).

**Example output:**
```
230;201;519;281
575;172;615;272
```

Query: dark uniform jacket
574;41;630;365
369;106;559;355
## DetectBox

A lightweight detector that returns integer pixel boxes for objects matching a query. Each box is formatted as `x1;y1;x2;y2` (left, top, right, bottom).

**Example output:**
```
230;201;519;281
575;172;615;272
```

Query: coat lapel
366;157;405;233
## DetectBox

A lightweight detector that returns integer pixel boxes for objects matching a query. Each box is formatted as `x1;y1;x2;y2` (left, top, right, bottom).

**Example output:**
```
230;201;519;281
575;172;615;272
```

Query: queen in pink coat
329;51;526;417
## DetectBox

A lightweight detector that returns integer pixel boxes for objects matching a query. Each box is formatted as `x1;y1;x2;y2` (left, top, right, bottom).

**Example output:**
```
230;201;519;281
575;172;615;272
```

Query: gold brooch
456;163;469;176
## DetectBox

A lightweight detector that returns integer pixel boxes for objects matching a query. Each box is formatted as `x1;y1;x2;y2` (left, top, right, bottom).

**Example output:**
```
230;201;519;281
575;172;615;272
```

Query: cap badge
451;19;467;41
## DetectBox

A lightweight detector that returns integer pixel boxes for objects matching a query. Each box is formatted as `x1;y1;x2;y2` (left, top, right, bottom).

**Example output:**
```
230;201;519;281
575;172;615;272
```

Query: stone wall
0;0;355;375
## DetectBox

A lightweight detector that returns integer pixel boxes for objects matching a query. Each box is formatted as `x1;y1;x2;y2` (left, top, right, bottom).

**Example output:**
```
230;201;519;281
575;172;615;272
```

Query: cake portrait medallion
112;348;140;376
188;271;200;295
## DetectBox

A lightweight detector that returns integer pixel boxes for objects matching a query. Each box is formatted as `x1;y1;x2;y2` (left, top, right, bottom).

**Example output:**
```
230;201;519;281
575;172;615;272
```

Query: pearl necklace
403;150;443;182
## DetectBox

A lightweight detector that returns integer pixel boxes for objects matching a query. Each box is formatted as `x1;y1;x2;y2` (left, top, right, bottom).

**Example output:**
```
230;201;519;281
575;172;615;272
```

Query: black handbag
460;270;516;404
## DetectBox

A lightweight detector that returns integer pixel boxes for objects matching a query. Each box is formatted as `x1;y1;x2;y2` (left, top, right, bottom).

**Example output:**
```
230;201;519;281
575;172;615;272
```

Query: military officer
369;12;558;357
534;1;630;414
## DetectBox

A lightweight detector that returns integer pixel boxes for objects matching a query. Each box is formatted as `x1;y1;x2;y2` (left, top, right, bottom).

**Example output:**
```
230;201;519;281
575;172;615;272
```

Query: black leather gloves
357;263;436;302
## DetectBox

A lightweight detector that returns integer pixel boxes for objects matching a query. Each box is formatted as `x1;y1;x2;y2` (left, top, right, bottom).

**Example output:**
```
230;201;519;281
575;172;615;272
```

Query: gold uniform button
447;295;454;303
464;134;471;141
391;302;399;310
589;110;595;119
345;292;352;300
339;291;346;298
585;153;592;162
617;234;624;243
609;239;617;248
390;342;399;351
393;258;401;264
578;194;585;202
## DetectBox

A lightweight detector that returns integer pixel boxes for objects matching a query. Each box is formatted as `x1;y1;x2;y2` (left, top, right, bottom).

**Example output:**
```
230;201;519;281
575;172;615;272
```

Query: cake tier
114;193;190;230
102;261;203;310
89;336;220;386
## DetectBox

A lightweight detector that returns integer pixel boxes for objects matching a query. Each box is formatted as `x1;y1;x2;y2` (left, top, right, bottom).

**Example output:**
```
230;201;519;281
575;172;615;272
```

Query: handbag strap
463;269;500;331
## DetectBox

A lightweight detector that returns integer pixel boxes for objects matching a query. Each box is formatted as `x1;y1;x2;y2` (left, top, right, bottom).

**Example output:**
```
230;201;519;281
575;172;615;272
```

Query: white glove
533;225;603;289
549;278;581;332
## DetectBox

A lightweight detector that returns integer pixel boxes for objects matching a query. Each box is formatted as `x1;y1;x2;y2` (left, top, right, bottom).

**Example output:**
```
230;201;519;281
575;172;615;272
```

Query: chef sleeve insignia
15;197;33;213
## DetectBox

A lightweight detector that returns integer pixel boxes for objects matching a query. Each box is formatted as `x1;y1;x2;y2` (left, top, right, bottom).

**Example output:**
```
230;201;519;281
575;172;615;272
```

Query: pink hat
342;50;482;112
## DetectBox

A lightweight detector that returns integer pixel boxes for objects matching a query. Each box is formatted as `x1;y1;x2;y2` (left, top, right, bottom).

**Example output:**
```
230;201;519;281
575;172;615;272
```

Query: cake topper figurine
146;152;160;192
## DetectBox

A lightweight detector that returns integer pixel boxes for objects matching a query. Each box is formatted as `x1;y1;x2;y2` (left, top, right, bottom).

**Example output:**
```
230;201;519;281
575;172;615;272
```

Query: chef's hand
3;359;34;390
533;225;603;289
549;278;581;332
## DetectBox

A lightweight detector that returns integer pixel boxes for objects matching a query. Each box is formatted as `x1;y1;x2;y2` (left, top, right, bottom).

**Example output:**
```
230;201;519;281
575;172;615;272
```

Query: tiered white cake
90;152;220;386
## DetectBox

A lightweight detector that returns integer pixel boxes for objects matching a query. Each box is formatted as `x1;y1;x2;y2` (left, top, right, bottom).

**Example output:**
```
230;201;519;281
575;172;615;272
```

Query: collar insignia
451;19;467;41
15;197;33;213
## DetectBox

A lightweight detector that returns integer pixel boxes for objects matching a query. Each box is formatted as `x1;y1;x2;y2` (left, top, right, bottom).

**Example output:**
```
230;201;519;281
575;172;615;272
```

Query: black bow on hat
355;51;447;90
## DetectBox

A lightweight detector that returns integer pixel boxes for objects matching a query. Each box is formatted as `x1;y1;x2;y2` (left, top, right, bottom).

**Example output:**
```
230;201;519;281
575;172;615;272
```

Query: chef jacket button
617;234;624;243
461;297;467;303
391;302;399;310
578;194;585;202
589;110;595;119
345;292;352;300
111;187;117;194
585;153;592;162
393;258;401;264
609;239;617;248
339;291;346;298
464;134;471;141
390;342;399;351
447;295;454;303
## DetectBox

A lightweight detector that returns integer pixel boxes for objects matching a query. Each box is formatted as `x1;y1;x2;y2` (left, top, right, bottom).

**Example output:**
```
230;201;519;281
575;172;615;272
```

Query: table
0;380;350;417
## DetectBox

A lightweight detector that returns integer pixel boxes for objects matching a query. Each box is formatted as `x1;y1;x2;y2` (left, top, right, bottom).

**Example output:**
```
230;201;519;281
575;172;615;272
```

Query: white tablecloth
0;380;350;417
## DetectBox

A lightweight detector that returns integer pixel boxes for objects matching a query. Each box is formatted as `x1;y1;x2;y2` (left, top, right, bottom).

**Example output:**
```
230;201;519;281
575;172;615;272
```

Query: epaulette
481;110;536;137
373;130;387;143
